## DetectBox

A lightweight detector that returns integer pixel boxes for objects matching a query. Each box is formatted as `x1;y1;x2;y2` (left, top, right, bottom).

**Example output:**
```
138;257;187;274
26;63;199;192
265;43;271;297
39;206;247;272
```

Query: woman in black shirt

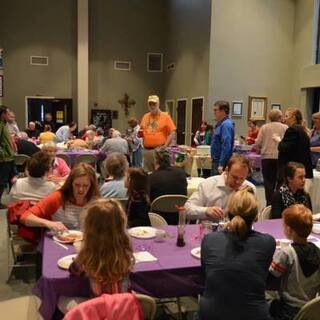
199;188;275;320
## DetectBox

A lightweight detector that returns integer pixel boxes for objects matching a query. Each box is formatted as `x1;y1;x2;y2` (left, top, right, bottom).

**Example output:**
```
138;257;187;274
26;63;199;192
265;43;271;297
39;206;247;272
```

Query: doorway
25;96;73;130
165;99;175;122
191;97;204;146
176;99;187;145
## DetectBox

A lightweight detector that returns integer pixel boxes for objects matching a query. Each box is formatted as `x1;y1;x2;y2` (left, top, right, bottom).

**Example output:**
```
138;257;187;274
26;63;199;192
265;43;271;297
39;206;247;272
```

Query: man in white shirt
185;154;255;221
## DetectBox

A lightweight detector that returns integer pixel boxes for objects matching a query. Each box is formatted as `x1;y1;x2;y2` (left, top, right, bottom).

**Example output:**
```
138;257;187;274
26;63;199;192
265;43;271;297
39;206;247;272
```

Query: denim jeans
132;147;143;167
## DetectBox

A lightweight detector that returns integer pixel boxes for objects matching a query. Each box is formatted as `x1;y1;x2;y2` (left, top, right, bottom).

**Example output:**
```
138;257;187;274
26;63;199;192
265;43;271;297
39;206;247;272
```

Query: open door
176;99;187;145
191;97;204;146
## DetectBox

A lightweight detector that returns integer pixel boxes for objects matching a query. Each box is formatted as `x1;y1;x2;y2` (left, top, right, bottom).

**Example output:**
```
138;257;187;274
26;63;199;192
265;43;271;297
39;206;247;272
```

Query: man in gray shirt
185;154;255;221
101;130;128;156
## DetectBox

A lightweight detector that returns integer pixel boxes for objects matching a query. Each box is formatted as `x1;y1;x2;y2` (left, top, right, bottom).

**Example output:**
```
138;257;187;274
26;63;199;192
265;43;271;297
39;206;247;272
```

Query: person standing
275;107;313;185
255;109;287;205
127;118;143;167
210;100;234;175
0;106;17;208
140;95;176;172
55;122;77;143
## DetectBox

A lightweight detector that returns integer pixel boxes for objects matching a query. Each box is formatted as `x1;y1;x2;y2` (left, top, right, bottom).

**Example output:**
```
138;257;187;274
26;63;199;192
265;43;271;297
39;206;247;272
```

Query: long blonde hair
286;107;311;136
76;198;134;284
227;187;258;240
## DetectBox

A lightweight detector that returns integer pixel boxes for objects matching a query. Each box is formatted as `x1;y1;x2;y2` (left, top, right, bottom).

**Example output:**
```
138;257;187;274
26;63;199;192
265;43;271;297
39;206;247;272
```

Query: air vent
147;53;163;72
30;56;48;66
166;62;175;72
114;60;131;71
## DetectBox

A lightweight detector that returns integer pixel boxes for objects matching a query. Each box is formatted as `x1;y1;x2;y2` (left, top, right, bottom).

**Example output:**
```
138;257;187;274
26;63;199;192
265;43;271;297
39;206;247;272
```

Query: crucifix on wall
118;93;136;116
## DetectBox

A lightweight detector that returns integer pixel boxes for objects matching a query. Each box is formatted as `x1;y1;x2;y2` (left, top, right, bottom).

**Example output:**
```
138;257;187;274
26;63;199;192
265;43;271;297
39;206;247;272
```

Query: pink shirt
52;157;70;177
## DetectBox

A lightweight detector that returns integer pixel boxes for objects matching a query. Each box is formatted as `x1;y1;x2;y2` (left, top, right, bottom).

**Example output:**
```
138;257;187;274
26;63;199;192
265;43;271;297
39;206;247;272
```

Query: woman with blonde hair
58;198;134;314
199;188;275;320
276;107;313;184
20;163;99;235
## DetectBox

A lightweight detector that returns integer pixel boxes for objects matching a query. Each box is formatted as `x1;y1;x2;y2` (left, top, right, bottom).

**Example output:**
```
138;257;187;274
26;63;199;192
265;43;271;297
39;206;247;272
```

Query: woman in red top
20;163;99;232
246;120;260;145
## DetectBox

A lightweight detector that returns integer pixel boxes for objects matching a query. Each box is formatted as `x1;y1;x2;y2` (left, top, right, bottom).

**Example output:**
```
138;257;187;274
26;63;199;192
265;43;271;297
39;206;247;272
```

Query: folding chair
150;195;188;225
14;154;30;175
258;205;272;221
0;295;42;320
148;212;168;227
136;294;156;320
74;154;97;169
117;198;128;211
294;296;320;320
6;211;36;283
56;153;71;168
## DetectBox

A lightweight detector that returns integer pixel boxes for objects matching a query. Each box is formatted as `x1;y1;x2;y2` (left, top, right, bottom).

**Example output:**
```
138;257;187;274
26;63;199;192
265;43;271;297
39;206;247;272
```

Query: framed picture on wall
248;96;267;120
271;103;281;110
232;101;243;117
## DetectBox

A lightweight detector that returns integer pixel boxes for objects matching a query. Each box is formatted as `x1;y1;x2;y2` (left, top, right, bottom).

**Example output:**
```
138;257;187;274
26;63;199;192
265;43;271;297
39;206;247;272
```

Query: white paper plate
191;247;201;259
57;254;77;270
128;227;157;239
53;230;83;244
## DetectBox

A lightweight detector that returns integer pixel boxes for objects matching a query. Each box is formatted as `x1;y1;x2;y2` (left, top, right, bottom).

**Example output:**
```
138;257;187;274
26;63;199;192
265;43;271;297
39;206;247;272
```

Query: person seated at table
270;162;312;219
199;188;275;320
67;138;89;149
246;119;259;145
39;124;56;144
57;198;134;314
42;113;55;132
310;112;320;168
194;121;211;146
149;146;187;202
101;129;129;157
85;129;98;149
269;204;320;320
100;152;128;198
25;121;40;139
15;131;40;157
185;154;255;221
19;163;99;232
126;167;151;228
55;122;77;142
9;151;57;202
42;141;71;181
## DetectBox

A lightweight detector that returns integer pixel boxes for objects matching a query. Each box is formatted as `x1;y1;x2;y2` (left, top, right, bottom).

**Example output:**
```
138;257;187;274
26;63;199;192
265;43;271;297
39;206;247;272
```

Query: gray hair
268;109;283;122
111;130;121;138
42;141;57;149
154;147;171;169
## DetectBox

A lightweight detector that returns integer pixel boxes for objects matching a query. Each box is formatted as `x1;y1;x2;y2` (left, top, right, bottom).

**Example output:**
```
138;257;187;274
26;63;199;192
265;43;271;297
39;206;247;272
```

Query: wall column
77;0;89;129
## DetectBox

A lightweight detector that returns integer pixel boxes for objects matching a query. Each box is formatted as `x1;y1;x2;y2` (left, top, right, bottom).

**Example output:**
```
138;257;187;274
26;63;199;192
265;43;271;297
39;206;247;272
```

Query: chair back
148;212;168;227
14;154;30;173
294;296;320;320
150;195;188;213
75;154;97;168
258;205;271;221
56;154;71;168
136;294;156;320
116;198;128;211
0;295;42;320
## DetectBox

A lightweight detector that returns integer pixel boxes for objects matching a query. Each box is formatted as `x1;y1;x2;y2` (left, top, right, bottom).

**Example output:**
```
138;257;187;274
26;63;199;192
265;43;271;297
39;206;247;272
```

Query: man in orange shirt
140;95;176;171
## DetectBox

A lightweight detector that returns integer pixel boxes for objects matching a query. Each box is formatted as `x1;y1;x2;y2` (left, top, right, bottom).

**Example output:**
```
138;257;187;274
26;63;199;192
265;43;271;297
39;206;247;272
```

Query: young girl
269;204;320;320
58;198;134;314
71;198;134;295
126;167;151;228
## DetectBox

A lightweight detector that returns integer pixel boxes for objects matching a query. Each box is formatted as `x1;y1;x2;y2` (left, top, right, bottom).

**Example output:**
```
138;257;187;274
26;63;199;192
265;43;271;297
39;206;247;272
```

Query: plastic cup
155;229;166;243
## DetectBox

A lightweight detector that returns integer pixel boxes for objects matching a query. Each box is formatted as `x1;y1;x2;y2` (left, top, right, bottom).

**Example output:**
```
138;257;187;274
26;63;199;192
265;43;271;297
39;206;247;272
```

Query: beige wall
89;0;167;133
164;0;211;144
208;0;295;137
292;0;317;123
0;0;76;127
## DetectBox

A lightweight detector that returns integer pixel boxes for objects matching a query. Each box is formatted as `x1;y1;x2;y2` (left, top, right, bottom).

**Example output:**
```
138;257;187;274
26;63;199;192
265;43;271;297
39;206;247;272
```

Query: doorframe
165;99;175;122
190;96;205;144
176;98;188;145
25;95;54;126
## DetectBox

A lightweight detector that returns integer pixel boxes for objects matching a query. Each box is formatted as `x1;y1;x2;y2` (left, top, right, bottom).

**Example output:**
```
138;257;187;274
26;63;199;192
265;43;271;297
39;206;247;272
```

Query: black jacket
278;125;313;179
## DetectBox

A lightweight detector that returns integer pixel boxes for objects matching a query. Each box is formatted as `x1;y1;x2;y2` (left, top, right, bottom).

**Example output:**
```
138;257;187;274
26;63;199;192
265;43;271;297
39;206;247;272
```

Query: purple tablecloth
34;220;320;320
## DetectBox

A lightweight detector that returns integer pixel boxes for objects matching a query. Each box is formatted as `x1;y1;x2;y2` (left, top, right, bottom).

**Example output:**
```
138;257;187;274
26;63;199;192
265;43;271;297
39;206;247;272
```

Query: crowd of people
1;95;320;320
